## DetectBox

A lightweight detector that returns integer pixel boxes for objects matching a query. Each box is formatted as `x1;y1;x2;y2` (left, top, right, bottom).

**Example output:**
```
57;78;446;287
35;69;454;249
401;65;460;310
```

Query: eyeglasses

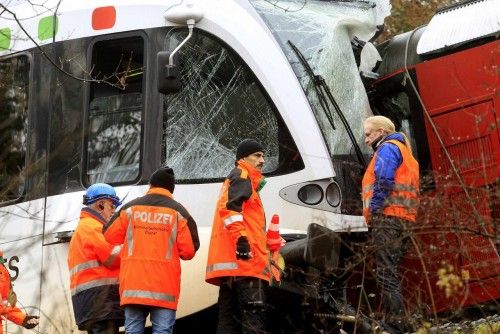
100;201;116;210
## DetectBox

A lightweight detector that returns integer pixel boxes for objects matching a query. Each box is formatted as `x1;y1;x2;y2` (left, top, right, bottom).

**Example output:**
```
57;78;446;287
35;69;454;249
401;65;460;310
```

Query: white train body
0;0;389;332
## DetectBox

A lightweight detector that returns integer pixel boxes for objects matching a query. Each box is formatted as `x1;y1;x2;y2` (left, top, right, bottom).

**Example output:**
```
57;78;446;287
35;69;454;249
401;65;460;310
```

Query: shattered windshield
251;0;386;159
162;29;303;181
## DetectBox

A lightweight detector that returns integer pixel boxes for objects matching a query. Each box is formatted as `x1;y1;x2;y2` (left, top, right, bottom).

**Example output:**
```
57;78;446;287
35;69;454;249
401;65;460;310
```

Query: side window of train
85;36;145;185
162;29;303;182
0;55;29;202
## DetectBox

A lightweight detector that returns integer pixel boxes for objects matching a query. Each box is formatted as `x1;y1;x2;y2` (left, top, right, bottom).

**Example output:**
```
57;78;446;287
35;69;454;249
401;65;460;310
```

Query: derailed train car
268;0;499;331
367;0;499;315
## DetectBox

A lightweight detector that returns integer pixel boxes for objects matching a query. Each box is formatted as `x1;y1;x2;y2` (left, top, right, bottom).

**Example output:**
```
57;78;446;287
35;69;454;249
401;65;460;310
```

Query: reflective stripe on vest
166;219;178;259
224;214;243;227
363;183;418;193
206;262;238;273
103;245;121;267
385;196;419;208
362;184;418;211
126;207;134;256
122;289;176;302
206;262;270;279
71;277;119;296
69;260;100;276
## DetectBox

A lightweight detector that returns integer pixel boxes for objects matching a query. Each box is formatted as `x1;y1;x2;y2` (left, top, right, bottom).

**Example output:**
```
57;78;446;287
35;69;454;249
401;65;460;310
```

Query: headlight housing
279;178;343;212
325;182;341;207
297;184;323;205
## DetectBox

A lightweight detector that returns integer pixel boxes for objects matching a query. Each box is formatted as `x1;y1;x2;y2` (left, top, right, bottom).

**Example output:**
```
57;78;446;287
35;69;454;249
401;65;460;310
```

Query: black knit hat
236;139;264;160
150;166;175;193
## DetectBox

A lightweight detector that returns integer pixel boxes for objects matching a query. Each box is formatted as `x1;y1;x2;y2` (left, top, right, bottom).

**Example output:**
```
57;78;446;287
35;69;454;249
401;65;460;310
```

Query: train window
162;29;303;182
85;36;144;184
0;55;29;202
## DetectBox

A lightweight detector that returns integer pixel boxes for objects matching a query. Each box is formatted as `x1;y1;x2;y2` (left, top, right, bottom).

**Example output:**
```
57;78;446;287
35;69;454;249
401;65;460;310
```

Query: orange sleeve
176;213;199;261
219;174;252;241
0;267;26;326
2;304;26;325
91;224;121;269
103;207;129;245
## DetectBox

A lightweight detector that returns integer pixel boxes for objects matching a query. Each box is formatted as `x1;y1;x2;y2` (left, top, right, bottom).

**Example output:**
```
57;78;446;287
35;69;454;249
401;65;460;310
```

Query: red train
368;0;499;314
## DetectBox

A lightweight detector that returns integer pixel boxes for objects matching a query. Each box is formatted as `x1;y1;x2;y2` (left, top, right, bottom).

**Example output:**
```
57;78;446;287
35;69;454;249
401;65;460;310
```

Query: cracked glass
162;29;302;181
251;0;381;159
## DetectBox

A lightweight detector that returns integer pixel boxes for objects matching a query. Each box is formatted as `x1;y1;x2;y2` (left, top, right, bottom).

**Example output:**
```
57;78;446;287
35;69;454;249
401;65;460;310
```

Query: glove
22;315;39;329
236;236;252;260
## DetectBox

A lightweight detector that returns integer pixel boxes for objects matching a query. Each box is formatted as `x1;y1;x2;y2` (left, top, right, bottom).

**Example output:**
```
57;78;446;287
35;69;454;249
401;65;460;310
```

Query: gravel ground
418;315;500;334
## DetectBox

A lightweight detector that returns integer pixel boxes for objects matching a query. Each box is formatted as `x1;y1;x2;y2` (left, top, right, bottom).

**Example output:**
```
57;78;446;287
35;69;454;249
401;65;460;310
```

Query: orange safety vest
362;139;419;223
67;209;121;326
0;265;26;334
206;160;271;286
104;187;199;310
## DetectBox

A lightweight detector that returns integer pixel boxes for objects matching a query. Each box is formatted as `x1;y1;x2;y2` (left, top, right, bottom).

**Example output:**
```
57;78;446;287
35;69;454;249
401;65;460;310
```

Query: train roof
417;0;500;55
0;0;203;55
375;0;499;78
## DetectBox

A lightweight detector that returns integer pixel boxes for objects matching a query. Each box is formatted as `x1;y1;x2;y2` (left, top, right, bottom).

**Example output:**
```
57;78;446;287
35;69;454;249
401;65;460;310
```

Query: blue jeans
124;305;176;334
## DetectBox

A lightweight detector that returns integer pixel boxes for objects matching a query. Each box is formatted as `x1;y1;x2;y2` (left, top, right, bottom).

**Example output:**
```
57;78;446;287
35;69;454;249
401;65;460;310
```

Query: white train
0;0;389;332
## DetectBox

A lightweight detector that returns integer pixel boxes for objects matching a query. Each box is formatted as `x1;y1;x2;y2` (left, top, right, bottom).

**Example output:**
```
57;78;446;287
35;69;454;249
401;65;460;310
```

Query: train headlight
325;182;341;207
279;178;343;213
297;184;323;205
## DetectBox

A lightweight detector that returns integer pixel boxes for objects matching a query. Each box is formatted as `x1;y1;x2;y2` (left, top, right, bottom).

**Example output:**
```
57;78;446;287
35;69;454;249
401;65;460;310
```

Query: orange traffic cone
267;214;285;252
267;215;286;284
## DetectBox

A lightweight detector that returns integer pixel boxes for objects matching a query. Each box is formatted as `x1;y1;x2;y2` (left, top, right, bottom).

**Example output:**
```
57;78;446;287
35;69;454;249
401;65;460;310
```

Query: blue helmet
83;183;121;207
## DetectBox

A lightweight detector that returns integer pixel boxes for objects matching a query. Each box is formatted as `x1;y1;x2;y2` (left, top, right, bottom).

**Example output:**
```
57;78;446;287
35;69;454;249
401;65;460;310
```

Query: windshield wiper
288;40;366;168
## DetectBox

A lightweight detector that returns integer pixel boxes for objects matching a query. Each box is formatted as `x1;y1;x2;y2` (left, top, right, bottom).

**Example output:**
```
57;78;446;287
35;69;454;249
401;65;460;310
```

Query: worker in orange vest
67;183;124;334
362;116;419;334
206;139;270;334
0;251;39;333
103;166;200;334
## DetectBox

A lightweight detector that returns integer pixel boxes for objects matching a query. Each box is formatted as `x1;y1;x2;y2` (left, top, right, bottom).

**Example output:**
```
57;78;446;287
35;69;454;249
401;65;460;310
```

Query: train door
412;39;500;310
38;32;148;332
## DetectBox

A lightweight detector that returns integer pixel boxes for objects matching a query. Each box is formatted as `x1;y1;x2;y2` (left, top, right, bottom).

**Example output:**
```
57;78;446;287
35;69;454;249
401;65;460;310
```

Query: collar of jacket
371;134;386;151
374;132;406;151
80;207;107;225
237;160;265;191
147;186;174;198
